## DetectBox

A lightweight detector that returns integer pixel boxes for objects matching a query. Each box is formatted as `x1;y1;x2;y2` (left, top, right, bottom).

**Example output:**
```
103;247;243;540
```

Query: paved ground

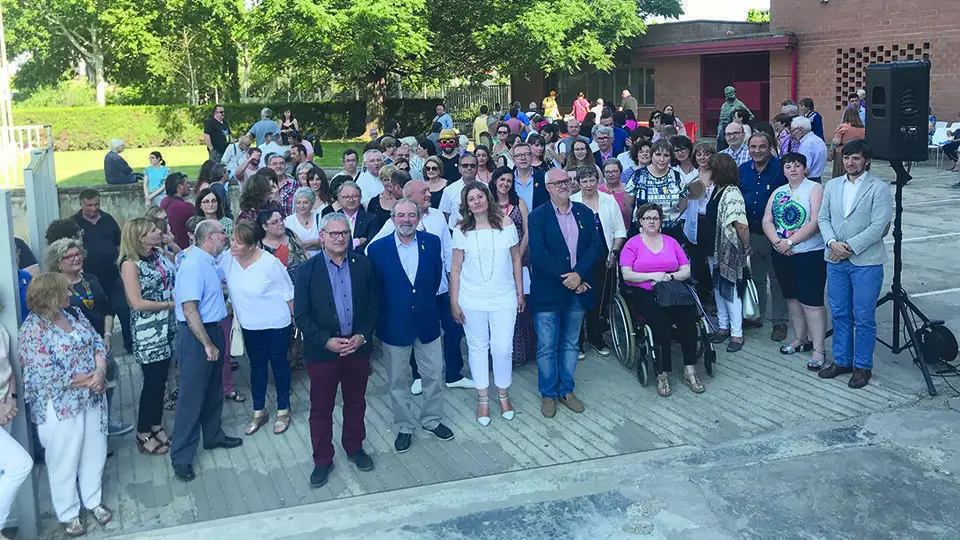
24;162;960;539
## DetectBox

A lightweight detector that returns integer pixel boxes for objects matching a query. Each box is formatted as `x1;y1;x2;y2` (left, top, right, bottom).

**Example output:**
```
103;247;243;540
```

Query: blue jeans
535;298;586;399
410;293;465;383
827;261;883;369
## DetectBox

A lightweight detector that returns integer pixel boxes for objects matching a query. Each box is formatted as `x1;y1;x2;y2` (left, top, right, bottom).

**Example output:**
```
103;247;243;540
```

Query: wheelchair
607;272;717;386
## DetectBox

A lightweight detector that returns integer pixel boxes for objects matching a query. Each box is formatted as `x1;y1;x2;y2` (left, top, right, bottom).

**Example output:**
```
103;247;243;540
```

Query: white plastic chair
949;123;960;134
935;121;948;130
929;127;950;168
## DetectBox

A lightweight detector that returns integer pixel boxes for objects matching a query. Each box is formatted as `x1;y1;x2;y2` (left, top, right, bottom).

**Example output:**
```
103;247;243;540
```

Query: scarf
713;186;748;302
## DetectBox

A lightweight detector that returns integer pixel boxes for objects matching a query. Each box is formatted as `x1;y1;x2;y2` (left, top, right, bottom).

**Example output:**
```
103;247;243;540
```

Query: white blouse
452;223;519;312
284;213;321;257
220;251;295;330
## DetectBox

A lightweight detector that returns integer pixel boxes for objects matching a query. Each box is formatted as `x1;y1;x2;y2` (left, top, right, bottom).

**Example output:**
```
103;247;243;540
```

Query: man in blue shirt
432;104;453;130
598;112;630;155
739;132;789;341
170;220;242;481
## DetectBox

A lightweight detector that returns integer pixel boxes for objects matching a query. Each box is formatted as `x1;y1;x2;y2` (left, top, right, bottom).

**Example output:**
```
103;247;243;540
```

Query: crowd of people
0;91;893;538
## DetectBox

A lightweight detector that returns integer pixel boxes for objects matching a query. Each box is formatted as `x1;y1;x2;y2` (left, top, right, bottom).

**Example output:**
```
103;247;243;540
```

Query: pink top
573;98;590;122
619;234;689;290
553;202;579;267
599;184;631;231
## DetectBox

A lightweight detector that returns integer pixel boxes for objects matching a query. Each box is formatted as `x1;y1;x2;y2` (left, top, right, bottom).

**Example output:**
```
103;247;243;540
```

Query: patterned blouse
19;309;107;433
128;248;176;364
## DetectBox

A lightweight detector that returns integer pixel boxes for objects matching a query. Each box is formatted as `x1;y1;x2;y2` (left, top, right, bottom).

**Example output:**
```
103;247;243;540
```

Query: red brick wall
651;56;702;134
771;0;960;129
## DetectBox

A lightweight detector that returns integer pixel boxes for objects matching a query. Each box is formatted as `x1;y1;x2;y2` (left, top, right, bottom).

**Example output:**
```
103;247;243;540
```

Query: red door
700;53;771;137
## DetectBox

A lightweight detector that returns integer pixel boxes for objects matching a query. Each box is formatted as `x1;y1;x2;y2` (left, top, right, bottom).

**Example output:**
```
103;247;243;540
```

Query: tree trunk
93;59;106;107
365;75;386;139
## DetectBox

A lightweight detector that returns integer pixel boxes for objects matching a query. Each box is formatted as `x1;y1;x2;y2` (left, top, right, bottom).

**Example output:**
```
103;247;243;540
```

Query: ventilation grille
834;42;931;111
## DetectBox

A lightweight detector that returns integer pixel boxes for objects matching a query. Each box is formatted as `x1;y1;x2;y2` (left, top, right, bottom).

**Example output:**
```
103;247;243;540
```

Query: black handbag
653;280;696;307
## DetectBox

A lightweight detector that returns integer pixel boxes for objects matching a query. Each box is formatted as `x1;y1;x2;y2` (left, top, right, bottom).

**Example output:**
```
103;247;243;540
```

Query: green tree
746;8;770;22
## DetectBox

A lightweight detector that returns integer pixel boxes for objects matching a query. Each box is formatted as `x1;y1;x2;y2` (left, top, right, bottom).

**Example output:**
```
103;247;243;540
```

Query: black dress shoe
203;435;243;450
347;450;375;471
394;433;412;453
309;463;333;488
173;465;196;482
427;423;455;441
848;368;872;389
818;363;854;379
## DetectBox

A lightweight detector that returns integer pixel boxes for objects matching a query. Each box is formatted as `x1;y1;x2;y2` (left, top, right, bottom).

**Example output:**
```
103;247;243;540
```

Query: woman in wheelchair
620;203;704;397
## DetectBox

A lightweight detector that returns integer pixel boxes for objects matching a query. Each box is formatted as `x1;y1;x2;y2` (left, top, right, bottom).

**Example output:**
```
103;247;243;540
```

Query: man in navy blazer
366;198;456;453
528;168;602;418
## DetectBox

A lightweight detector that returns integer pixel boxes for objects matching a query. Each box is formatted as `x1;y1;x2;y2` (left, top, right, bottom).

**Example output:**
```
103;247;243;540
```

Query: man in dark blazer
294;213;379;488
366;199;455;453
324;180;376;253
528;168;602;419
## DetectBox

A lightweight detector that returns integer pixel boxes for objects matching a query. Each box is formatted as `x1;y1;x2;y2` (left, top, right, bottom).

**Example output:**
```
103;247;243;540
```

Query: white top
284;212;321;257
220;251;295;330
770;179;825;254
842;174;864;218
439;179;466;229
570;190;627;252
452;223;519;312
356;171;384;209
616;151;636;171
372;208;452;295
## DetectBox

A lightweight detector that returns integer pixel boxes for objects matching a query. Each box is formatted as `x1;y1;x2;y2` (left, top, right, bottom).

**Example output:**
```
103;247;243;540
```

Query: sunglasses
425;166;440;171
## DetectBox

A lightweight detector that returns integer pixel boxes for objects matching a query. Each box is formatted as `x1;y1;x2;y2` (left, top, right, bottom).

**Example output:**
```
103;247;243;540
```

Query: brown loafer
558;393;585;413
541;398;557;418
818;362;854;379
848;368;872;389
771;324;789;342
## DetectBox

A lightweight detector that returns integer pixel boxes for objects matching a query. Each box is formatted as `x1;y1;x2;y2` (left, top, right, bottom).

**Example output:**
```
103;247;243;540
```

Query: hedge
13;99;444;151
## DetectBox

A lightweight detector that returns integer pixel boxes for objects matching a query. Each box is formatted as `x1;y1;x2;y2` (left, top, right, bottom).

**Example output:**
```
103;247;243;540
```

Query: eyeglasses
497;131;509;135
215;110;225;114
62;252;83;261
340;194;360;200
324;230;350;239
513;152;531;159
640;216;661;222
460;163;477;169
547;179;573;187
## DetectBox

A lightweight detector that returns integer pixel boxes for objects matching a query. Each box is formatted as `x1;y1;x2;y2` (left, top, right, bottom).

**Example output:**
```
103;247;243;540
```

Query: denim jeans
535;297;586;399
827;261;884;369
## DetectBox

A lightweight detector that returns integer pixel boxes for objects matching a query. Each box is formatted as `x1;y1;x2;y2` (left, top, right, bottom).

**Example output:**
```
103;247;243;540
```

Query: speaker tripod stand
874;160;937;396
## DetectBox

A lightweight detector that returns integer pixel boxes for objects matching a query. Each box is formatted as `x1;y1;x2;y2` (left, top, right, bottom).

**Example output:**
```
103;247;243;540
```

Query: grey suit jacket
817;171;892;266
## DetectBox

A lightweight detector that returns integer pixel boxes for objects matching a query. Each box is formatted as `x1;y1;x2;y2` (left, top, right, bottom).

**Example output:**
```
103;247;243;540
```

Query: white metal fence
0;125;52;187
23;140;60;262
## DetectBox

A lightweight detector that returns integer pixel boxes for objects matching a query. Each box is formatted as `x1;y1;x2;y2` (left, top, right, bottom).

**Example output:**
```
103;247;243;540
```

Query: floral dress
18;309;108;433
130;248;176;364
506;203;536;365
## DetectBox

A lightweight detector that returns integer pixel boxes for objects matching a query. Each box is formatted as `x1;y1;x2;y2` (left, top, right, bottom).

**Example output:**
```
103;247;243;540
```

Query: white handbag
229;316;245;357
742;259;761;321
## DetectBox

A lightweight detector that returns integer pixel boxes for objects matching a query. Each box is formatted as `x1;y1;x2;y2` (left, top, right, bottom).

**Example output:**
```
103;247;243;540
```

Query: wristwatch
786;238;794;247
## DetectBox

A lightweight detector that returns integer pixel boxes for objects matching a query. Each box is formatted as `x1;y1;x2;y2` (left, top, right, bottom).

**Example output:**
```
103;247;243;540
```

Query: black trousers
625;287;699;374
944;140;960;163
170;322;227;468
581;258;612;348
138;359;171;433
103;274;133;352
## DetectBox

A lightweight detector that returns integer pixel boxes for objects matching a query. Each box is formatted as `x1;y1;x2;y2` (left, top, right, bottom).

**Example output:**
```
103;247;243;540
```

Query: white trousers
36;401;107;522
0;424;33;528
709;256;743;338
461;306;518;390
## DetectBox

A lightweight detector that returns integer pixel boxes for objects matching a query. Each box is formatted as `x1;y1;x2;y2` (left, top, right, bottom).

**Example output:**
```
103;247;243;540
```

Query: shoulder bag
653;279;696;307
742;259;761;321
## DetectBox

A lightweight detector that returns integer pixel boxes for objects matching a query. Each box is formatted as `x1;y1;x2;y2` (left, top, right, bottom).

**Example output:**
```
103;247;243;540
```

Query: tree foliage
746;8;770;23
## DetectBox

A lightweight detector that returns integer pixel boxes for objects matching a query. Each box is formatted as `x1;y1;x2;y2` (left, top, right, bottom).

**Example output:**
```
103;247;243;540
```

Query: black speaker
865;60;931;162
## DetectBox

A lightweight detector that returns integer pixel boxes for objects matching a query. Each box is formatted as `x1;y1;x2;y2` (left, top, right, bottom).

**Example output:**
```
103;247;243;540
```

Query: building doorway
700;52;770;138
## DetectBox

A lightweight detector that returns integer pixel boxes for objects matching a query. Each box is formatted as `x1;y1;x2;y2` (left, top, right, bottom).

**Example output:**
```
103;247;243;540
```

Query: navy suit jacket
366;230;443;346
514;168;550;210
528;200;602;312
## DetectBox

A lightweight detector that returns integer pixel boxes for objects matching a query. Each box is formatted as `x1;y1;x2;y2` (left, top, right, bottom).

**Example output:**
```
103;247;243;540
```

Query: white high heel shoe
498;392;515;421
477;396;491;426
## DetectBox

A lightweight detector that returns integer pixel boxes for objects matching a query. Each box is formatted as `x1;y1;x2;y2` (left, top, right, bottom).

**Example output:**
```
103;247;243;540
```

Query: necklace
71;279;95;309
148;251;171;291
474;229;497;282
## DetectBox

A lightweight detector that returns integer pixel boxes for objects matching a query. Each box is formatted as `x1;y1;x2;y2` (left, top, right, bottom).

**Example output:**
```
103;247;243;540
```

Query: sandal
497;391;515;421
163;388;179;411
136;432;169;456
476;396;491;426
808;349;826;371
682;369;706;394
245;411;269;436
151;428;171;447
90;504;113;526
225;390;247;403
273;410;291;434
710;330;731;344
780;339;813;355
656;374;672;397
62;517;85;537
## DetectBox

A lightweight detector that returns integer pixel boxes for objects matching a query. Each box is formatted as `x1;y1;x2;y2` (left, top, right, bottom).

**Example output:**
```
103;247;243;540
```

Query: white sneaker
410;379;423;395
578;351;586;360
446;377;474;389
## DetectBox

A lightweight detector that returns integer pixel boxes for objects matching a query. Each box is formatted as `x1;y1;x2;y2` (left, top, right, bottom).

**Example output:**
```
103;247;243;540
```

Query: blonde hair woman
422;155;447;208
19;273;111;536
119;217;177;456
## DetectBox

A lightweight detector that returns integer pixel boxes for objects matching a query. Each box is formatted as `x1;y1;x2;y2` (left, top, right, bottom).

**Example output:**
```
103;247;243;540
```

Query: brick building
513;0;960;139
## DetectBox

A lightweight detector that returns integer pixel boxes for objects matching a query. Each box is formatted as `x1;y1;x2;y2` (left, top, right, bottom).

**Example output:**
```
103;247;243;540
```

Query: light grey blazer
817;171;892;266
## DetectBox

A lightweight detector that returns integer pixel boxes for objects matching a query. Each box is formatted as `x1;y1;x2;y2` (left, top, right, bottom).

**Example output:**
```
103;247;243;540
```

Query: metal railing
0;125;53;187
22;136;59;262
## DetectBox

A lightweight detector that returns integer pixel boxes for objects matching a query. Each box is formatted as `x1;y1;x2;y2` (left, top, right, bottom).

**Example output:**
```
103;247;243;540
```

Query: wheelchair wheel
699;318;716;376
636;325;655;386
637;355;650;386
609;293;637;370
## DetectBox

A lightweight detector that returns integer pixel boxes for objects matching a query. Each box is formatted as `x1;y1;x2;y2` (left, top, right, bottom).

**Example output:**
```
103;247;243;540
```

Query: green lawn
56;141;358;186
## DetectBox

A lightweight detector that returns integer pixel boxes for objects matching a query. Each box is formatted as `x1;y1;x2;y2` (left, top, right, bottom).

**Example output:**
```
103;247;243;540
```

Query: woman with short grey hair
104;138;137;185
284;187;322;256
